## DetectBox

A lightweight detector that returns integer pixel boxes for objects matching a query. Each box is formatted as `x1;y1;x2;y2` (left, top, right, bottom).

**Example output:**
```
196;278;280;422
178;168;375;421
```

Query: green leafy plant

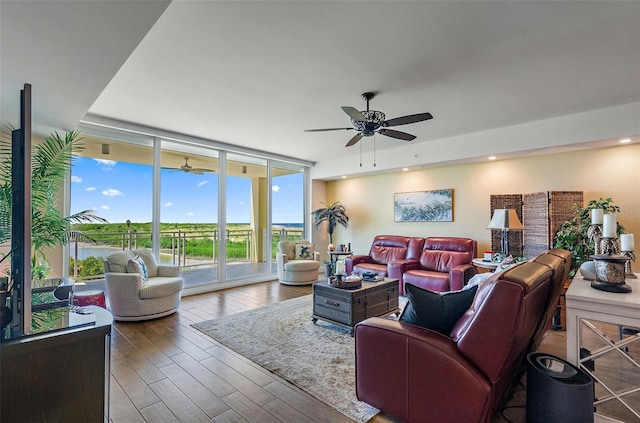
0;129;108;280
312;201;349;245
554;197;625;278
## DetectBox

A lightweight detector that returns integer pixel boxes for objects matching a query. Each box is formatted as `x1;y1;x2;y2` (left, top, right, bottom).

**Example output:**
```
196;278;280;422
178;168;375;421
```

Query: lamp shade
487;209;524;230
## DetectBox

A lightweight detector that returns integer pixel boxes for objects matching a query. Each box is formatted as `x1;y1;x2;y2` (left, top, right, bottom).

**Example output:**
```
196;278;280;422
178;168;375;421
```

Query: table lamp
487;209;524;256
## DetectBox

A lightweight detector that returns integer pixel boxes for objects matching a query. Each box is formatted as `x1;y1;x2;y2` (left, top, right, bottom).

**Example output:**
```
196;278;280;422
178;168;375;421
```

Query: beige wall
316;144;640;258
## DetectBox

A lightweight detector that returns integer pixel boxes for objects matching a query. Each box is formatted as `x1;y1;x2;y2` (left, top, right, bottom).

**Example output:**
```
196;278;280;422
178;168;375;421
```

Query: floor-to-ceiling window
225;153;270;281
69;123;312;293
160;141;219;289
271;162;306;262
69;137;154;281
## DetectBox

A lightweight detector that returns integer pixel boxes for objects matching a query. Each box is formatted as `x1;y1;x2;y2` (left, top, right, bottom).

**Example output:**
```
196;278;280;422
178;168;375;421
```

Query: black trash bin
526;352;594;423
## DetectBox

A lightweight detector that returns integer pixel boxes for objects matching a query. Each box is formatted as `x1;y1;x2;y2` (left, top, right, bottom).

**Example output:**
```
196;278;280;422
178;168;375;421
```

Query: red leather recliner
345;235;424;280
354;249;572;423
402;236;478;294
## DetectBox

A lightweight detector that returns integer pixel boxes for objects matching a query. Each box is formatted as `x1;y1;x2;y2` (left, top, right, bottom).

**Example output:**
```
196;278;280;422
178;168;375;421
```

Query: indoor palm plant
0;129;107;280
312;201;349;250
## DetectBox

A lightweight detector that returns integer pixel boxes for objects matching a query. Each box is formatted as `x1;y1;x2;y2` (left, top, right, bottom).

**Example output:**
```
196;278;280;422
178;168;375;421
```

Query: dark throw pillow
400;283;478;335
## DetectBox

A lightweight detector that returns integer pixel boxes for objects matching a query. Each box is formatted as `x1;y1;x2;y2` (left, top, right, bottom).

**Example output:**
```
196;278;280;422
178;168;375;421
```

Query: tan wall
320;144;640;257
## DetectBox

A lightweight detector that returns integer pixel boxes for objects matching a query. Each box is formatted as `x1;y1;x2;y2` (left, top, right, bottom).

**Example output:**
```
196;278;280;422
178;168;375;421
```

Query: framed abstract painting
394;189;453;222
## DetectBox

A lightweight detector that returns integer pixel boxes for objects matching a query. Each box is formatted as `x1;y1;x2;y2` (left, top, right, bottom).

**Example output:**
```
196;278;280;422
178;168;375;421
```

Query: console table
566;275;640;421
1;306;113;422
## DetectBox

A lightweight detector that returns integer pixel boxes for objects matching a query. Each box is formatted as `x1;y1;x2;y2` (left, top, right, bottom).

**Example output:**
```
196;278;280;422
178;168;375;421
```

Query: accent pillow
294;243;315;260
400;283;478;335
127;255;149;281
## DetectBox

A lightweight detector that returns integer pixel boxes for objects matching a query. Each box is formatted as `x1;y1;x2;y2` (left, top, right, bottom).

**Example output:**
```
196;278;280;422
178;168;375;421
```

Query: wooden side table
328;250;352;275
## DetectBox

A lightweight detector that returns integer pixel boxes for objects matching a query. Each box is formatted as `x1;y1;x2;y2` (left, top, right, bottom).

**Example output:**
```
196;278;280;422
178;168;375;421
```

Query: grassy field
71;222;303;278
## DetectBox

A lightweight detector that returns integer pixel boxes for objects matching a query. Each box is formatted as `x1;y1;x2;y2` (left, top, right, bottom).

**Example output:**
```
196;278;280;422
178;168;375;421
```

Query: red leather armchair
354;249;572;423
345;235;424;280
402;237;478;294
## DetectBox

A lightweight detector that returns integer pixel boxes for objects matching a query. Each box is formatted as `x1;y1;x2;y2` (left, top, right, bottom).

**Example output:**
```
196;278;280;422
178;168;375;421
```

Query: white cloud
86;186;96;192
93;158;116;167
164;202;173;207
100;205;110;210
197;180;209;187
272;185;280;192
71;175;82;183
102;188;123;197
187;212;194;216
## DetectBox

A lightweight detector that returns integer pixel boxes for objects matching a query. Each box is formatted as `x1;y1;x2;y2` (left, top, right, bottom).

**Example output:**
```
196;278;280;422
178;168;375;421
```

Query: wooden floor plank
148;378;212;423
159;362;230;418
220;391;282;423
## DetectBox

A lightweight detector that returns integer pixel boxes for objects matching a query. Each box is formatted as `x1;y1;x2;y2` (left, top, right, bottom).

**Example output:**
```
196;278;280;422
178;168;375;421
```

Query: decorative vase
328;243;335;251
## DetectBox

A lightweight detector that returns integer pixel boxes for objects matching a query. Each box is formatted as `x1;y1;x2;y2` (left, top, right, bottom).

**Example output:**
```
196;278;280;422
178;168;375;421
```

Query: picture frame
394;189;454;222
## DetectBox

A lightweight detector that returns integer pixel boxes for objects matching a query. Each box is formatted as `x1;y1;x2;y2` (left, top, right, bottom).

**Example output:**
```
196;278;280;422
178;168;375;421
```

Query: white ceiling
2;1;639;179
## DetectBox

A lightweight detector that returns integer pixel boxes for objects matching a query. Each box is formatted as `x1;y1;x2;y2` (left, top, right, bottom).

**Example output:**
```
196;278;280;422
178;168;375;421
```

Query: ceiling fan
305;92;433;147
173;157;216;175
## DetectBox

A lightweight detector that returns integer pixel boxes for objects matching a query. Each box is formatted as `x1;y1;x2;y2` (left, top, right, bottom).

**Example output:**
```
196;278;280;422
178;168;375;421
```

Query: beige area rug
191;294;533;423
191;295;382;423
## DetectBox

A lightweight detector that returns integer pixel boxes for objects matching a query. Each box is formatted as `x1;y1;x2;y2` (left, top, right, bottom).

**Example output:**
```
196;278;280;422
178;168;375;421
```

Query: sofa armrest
450;264;478;290
355;318;491;423
157;265;180;278
313;251;320;261
387;259;419;280
345;255;372;274
276;252;288;280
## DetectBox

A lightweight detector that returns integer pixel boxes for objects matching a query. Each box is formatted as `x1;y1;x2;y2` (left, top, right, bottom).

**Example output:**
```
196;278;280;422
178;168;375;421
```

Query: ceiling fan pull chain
373;134;376;167
359;141;362;167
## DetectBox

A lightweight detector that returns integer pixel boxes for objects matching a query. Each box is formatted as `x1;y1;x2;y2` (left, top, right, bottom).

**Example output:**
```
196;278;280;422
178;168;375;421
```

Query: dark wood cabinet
1;306;112;422
312;278;400;333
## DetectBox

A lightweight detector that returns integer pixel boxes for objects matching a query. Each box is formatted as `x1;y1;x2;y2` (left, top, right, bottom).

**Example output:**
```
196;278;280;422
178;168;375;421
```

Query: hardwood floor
106;279;593;423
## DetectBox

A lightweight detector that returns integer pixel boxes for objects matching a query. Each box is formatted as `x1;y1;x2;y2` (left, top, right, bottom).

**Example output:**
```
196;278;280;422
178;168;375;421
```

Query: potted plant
312;201;349;251
0;130;107;280
554;197;625;278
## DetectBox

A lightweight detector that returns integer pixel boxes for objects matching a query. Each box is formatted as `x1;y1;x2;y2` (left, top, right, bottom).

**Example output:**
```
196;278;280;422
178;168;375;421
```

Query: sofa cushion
127;255;149;281
284;260;320;272
295;243;315;260
400;282;478;335
105;250;136;273
139;277;184;299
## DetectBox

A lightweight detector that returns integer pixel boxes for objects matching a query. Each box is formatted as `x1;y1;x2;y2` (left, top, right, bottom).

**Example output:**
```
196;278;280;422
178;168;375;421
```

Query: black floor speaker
526;352;594;423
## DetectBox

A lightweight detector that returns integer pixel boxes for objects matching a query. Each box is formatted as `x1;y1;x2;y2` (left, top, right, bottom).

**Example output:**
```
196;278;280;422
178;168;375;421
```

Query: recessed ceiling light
402;168;409;171
620;138;631;144
341;175;347;179
488;156;497;161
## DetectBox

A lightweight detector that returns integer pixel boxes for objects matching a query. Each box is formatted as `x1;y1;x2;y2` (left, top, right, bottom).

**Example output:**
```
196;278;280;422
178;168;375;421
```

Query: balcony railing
70;227;303;280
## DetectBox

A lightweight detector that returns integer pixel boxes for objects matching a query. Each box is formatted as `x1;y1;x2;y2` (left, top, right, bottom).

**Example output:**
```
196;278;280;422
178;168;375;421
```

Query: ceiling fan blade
345;133;363;147
341;106;367;122
304;127;353;132
378;128;416;141
383;112;433;127
192;168;216;173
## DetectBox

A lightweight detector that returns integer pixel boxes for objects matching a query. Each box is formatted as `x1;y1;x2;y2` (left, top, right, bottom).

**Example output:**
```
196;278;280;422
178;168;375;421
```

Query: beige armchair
104;249;184;321
276;240;321;285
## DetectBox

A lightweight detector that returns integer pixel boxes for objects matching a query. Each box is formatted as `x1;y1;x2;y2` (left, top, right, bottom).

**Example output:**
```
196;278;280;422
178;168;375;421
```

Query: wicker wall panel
490;194;524;257
523;191;583;259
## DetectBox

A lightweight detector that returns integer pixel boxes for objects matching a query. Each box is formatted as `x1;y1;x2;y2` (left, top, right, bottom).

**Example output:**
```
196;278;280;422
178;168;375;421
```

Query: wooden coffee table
312;278;400;334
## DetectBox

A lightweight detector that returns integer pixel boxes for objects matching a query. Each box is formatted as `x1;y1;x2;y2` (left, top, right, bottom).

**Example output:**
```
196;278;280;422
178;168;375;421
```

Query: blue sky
70;157;303;224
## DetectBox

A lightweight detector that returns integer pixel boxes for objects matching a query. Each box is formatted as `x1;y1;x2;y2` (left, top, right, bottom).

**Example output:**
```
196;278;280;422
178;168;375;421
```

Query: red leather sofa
354;249;572;423
345;236;477;295
345;235;424;280
402;237;478;294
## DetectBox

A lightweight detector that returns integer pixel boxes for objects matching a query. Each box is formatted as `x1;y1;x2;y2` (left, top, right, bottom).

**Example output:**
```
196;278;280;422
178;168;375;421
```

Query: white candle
602;214;617;238
335;260;345;275
591;209;604;225
620;234;635;252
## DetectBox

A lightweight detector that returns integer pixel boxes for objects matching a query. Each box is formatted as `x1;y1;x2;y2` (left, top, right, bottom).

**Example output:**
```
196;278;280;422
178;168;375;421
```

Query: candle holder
599;237;619;256
621;250;637;279
588;224;603;255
